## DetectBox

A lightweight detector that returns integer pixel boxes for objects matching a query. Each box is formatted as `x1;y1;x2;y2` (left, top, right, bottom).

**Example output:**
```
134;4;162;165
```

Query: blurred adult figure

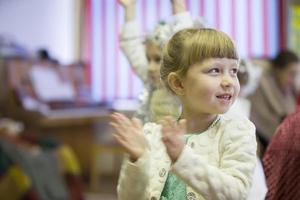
250;50;300;153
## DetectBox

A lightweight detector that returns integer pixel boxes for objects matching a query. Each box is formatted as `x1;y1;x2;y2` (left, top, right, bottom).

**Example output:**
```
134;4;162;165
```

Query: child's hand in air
110;113;147;162
160;116;186;162
119;0;136;7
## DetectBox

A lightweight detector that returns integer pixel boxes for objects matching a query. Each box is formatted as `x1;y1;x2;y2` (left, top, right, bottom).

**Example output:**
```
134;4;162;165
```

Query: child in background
120;0;204;123
250;50;299;151
112;28;257;200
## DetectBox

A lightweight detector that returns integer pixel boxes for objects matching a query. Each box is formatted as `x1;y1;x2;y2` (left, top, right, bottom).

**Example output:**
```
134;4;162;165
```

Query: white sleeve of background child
172;11;194;33
172;119;257;200
120;20;148;82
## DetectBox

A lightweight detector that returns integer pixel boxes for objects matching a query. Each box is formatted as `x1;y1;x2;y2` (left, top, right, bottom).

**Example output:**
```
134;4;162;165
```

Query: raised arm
170;0;194;33
119;0;194;82
120;0;136;22
119;0;148;81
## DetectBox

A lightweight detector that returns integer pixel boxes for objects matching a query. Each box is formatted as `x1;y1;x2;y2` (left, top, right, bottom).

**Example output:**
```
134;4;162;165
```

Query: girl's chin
217;107;231;114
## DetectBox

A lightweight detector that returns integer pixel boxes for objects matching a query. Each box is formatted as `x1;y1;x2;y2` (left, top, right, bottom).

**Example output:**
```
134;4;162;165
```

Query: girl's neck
180;111;217;134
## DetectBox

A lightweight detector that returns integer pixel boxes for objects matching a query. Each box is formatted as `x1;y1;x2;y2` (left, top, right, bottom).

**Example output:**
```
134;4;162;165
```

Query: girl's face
180;58;240;115
145;41;162;87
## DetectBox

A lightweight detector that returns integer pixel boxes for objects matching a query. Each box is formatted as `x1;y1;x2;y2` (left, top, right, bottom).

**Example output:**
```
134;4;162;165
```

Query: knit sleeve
172;118;257;200
117;149;151;200
120;20;148;82
117;123;161;200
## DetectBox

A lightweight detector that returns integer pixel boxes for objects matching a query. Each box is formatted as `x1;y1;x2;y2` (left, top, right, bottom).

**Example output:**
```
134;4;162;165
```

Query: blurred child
112;28;257;200
120;0;204;123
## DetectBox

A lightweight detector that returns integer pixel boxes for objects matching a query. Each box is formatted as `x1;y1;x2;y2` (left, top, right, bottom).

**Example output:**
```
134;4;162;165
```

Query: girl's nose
221;75;234;87
148;61;158;73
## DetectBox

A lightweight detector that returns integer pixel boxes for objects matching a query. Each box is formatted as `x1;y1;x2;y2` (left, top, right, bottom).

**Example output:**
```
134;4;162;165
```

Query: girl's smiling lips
216;93;232;100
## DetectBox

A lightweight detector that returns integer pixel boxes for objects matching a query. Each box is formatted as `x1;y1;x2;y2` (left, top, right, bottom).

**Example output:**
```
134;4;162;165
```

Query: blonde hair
160;28;238;91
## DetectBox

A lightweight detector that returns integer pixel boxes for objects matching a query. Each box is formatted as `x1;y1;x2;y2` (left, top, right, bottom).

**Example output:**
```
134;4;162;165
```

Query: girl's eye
208;68;220;74
146;56;161;63
231;68;239;75
155;56;161;63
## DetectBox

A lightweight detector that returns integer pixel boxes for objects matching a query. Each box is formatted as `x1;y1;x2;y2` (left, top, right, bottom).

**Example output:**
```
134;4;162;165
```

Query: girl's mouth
216;94;232;100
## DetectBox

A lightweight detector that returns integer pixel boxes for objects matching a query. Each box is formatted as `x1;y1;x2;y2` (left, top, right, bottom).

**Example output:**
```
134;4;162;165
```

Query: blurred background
0;0;299;200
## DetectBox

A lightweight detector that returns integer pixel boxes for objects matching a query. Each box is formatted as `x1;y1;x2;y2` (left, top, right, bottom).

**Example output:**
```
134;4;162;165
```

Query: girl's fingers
132;117;142;129
115;112;129;122
117;113;133;129
178;119;187;135
164;116;175;126
113;133;132;150
112;134;129;150
111;112;133;131
113;133;139;158
110;122;124;133
161;123;172;137
161;127;173;140
110;122;120;131
161;135;169;143
110;122;128;140
162;116;178;131
111;112;127;123
160;120;169;130
111;113;124;126
110;121;121;128
161;135;174;145
112;133;122;143
162;118;174;130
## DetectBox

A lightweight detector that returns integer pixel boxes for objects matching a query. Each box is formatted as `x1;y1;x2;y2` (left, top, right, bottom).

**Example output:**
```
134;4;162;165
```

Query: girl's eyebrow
205;62;238;69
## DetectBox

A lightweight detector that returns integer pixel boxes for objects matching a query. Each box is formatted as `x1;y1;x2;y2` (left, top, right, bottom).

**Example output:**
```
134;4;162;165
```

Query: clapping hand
160;116;186;162
110;113;147;162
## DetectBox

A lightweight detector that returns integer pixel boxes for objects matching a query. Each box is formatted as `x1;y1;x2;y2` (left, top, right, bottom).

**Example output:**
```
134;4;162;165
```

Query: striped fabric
263;108;300;200
83;0;279;102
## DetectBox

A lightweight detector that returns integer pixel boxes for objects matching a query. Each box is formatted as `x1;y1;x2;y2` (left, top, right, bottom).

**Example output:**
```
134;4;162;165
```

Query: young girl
111;28;257;200
120;0;202;123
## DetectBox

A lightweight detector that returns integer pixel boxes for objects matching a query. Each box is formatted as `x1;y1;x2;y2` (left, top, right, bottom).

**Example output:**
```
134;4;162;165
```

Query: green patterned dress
160;116;220;200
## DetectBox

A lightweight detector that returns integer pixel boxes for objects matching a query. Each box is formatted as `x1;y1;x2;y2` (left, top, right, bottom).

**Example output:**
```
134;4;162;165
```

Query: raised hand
119;0;136;7
119;0;136;21
110;112;147;162
171;0;186;14
160;116;186;162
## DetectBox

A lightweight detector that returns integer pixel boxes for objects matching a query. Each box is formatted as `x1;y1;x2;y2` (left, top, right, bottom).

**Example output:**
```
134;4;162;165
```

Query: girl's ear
167;72;185;95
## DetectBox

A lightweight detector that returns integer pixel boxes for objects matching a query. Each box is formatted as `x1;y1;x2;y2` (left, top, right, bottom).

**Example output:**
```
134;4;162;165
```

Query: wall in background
0;0;77;64
84;0;279;102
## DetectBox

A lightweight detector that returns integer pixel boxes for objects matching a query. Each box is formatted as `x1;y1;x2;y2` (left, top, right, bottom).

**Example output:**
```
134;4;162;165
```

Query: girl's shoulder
217;115;256;144
219;114;255;131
